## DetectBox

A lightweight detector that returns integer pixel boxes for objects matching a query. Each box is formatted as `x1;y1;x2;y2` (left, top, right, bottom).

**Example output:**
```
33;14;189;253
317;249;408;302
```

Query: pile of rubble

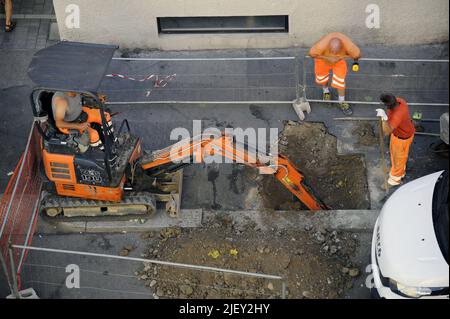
132;222;363;299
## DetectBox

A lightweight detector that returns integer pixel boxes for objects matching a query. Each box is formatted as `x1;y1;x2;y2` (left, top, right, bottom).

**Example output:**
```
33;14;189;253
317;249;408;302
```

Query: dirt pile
259;121;370;210
135;224;362;299
352;122;378;146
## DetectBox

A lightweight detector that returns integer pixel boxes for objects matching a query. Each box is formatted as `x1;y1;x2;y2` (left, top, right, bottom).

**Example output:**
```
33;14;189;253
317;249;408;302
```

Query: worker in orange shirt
376;93;416;187
309;32;361;116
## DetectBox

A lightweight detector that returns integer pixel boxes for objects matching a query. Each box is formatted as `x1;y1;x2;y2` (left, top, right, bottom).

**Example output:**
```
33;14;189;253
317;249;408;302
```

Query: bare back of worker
310;32;361;65
52;92;114;149
52;92;89;132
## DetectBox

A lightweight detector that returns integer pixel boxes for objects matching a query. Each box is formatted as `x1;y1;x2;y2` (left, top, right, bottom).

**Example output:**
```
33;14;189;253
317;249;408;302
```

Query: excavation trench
259;121;370;210
181;120;371;211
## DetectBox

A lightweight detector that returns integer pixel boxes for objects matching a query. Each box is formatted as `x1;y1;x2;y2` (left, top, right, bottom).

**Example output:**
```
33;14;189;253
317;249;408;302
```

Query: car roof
27;41;118;93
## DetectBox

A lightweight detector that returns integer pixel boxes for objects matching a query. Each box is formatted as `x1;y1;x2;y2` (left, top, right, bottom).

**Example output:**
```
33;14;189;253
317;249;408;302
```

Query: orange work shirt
387;98;416;139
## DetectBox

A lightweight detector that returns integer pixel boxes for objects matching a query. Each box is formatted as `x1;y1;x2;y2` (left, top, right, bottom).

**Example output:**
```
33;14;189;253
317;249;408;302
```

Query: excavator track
41;192;156;218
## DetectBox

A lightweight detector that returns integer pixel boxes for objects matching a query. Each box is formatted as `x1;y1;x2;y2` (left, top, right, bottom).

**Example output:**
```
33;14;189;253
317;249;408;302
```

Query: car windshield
432;170;449;264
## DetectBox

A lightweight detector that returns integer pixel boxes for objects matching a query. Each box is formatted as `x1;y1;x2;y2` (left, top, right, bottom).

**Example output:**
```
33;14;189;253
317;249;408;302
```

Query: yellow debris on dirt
207;249;220;259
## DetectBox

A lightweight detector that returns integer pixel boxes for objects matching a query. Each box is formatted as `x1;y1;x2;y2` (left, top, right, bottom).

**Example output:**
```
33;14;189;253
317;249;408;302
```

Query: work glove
375;108;388;121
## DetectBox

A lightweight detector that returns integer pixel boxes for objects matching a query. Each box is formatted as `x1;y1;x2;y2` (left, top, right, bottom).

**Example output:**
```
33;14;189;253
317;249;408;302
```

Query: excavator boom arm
140;133;327;211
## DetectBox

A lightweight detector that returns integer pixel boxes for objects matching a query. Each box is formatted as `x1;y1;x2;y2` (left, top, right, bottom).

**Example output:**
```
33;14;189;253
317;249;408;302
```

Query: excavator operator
52;91;112;150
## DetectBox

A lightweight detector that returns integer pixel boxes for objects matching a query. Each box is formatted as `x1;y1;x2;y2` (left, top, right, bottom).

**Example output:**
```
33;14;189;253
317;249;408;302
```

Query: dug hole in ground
130;121;373;299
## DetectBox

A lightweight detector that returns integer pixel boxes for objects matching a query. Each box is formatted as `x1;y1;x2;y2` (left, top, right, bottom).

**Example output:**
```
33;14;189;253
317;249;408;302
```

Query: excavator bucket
152;169;183;218
275;155;328;210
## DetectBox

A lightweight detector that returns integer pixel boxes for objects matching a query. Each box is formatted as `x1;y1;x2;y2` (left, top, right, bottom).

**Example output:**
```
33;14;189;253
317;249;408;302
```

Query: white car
371;170;449;299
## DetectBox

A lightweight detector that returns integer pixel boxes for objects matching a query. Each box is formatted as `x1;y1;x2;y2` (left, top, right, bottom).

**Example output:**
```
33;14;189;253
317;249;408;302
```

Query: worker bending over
309;32;361;116
52;91;113;150
376;93;416;187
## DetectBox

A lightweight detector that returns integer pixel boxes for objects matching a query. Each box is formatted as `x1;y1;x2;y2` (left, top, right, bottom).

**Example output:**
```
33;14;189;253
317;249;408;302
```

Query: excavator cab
33;89;102;154
28;42;183;218
30;86;142;198
27;42;156;216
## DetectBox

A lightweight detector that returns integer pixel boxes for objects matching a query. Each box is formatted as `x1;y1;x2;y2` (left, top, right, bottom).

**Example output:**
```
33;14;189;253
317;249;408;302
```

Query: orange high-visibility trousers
389;133;414;183
58;107;112;147
82;107;112;146
314;59;347;90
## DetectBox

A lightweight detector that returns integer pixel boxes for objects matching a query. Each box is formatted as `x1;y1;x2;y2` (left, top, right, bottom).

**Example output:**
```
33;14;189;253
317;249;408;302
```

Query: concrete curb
36;209;203;234
203;209;379;232
35;209;379;234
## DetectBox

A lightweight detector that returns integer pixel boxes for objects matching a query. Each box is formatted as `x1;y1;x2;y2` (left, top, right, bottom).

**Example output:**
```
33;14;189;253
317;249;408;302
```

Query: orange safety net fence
0;123;43;290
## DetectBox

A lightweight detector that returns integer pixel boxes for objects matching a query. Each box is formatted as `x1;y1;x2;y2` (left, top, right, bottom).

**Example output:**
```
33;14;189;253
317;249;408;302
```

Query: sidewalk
0;0;57;49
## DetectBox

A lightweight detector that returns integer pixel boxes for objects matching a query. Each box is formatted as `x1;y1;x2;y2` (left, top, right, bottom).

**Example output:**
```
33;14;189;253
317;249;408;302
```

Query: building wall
53;0;449;50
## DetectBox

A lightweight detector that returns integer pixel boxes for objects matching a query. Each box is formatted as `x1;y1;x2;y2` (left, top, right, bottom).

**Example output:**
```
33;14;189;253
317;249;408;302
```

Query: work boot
381;178;401;190
339;102;353;116
323;92;331;101
387;174;403;187
5;21;16;32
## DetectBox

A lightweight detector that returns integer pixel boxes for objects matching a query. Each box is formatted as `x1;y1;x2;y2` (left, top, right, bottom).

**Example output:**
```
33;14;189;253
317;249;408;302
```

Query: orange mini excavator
28;42;327;218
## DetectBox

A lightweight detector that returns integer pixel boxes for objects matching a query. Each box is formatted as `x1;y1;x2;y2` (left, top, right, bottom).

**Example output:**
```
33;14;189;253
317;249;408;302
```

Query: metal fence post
294;55;308;104
294;56;301;102
302;55;308;100
0;250;14;297
8;243;20;298
281;280;287;299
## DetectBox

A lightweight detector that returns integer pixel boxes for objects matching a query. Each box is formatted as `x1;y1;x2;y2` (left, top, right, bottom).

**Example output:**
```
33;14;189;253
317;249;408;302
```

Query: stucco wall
53;0;449;50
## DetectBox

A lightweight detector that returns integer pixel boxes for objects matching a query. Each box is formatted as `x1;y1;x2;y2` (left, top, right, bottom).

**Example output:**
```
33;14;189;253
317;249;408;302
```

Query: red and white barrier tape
105;73;177;88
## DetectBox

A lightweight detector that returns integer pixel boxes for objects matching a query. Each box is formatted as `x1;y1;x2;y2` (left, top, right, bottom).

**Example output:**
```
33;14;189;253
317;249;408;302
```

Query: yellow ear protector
352;60;359;72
